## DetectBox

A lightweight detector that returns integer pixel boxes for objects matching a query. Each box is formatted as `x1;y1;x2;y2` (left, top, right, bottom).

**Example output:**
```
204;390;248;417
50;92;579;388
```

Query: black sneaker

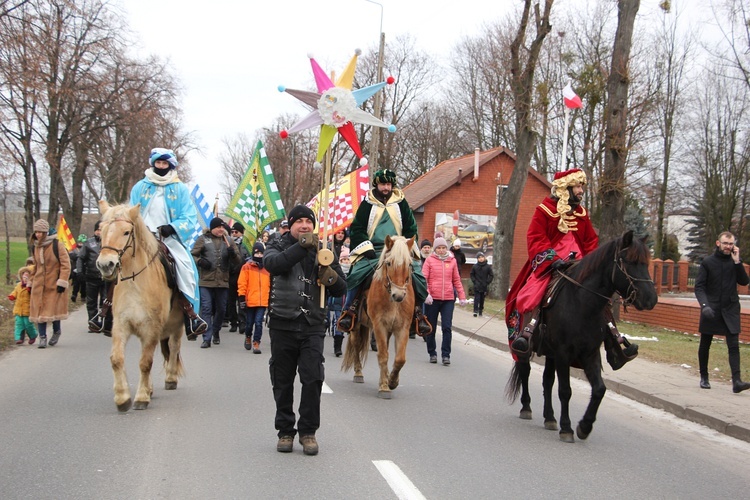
212;333;220;345
229;325;238;332
200;340;211;348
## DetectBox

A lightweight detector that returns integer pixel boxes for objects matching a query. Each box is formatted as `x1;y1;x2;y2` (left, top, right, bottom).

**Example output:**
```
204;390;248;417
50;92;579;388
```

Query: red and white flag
307;165;370;237
563;83;583;109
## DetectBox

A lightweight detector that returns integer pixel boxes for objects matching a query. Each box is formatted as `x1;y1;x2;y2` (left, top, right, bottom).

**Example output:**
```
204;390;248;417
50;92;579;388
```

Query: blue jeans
37;320;61;338
245;306;266;343
200;287;228;341
425;299;455;358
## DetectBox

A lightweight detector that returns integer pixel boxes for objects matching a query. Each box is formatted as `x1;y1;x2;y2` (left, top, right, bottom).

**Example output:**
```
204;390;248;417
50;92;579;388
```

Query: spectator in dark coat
227;222;251;333
78;221;112;334
470;252;493;317
695;231;750;393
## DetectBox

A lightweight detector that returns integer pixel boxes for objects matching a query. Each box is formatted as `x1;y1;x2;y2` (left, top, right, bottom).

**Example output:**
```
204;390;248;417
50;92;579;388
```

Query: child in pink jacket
422;237;467;365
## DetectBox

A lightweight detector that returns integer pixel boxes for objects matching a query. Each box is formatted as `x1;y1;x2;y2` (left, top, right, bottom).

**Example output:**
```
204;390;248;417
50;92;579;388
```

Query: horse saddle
156;240;178;291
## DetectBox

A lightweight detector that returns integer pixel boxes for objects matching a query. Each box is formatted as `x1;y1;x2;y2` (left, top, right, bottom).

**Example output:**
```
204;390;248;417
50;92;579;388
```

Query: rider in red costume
505;168;637;369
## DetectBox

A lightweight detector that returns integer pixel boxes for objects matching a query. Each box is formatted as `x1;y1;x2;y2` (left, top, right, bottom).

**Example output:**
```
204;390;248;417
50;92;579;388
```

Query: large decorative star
278;50;396;165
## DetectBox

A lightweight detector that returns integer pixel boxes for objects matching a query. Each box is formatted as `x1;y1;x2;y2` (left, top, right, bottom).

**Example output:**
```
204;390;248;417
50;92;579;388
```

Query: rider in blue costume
337;169;431;336
129;148;208;340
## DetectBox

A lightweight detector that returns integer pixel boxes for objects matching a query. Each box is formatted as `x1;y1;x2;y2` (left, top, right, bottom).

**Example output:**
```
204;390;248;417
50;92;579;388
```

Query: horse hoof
133;401;149;410
354;375;364;384
165;381;177;390
388;380;399;390
544;420;558;431
519;409;532;420
378;390;392;399
116;399;132;412
559;432;575;443
576;424;590;440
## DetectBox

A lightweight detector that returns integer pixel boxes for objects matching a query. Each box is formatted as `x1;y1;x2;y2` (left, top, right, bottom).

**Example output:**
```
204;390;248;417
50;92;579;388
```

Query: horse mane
102;203;159;257
573;234;650;283
373;236;412;281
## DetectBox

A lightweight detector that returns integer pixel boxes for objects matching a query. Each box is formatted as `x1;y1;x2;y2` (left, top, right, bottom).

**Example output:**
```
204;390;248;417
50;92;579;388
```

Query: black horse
506;231;658;443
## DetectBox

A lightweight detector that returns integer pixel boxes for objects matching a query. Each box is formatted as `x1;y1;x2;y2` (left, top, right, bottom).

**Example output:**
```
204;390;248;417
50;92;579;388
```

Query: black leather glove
701;305;715;320
57;285;65;293
298;232;319;249
238;296;246;310
364;249;377;260
159;225;176;238
227;246;237;256
197;258;212;270
318;266;339;287
551;259;570;271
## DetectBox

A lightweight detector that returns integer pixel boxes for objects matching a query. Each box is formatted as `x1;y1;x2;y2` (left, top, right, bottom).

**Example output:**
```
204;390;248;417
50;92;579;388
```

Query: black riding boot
177;293;207;340
604;322;638;371
510;314;537;360
337;296;359;333
410;303;432;337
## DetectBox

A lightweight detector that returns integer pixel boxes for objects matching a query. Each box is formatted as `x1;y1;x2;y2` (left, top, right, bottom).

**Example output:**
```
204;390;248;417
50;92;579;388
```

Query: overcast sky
123;0;709;206
124;0;520;203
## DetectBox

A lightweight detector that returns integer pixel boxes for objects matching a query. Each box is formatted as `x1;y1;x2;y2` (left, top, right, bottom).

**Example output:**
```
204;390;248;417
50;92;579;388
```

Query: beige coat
29;236;70;323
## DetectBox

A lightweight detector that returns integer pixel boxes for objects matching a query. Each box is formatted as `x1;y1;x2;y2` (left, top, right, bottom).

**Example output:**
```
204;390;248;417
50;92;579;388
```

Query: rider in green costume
337;169;431;336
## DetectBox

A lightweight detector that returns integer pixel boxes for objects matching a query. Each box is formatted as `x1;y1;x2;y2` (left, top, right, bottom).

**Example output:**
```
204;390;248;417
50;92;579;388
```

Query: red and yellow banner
57;215;76;252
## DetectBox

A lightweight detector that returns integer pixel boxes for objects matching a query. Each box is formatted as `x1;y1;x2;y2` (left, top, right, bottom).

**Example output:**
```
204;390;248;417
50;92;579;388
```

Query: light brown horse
96;201;185;411
342;235;416;399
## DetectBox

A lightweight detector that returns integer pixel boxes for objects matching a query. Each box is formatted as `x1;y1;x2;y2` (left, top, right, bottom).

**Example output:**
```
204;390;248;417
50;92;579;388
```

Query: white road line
322;381;333;394
373;460;427;500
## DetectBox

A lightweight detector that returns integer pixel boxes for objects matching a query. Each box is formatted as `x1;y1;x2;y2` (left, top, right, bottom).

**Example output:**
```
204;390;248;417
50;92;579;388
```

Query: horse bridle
378;258;412;297
611;244;654;310
100;218;160;282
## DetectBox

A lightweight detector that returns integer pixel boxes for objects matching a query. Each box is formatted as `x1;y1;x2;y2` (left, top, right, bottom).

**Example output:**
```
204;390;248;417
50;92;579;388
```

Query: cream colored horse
96;201;185;411
342;235;416;399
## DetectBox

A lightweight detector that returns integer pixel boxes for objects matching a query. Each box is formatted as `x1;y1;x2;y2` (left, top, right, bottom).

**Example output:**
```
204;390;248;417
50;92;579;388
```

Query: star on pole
278;50;396;165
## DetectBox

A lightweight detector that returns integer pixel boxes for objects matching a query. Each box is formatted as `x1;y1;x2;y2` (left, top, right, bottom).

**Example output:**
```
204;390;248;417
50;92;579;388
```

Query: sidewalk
450;306;750;443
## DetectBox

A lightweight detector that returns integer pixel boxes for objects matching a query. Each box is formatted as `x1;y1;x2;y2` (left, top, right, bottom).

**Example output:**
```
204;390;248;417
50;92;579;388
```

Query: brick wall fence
620;258;750;344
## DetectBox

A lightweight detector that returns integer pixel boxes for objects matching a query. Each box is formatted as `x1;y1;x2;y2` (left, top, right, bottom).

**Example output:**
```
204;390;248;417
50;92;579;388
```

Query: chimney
457;168;462;185
473;147;480;182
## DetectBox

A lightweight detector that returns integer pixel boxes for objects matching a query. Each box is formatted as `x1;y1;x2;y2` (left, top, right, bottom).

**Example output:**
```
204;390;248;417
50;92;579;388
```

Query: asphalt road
1;308;749;499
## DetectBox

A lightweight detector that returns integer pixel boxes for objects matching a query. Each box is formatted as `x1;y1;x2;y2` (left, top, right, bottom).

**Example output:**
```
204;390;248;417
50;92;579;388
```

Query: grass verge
481;298;750;383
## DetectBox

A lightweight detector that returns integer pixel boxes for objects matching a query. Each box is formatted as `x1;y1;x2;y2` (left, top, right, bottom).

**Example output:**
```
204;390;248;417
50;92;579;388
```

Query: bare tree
650;5;693;258
598;0;641;243
492;0;554;300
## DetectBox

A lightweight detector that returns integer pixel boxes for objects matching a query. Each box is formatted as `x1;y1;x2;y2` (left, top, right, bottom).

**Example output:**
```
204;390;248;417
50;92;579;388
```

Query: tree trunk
490;0;553;300
599;0;640;244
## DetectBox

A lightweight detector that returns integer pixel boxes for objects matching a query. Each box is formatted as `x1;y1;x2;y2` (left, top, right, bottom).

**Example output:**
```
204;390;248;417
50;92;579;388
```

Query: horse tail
505;361;527;404
341;324;369;372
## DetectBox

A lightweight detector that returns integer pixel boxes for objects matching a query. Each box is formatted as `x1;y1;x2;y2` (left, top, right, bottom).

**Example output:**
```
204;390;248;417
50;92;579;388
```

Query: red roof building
402;147;551;282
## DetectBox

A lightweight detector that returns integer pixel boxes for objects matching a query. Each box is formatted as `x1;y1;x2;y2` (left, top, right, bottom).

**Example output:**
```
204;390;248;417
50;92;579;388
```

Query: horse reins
100;218;161;282
557;243;653;309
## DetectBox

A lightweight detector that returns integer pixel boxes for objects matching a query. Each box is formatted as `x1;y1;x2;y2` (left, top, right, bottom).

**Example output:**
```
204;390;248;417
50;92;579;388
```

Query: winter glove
363;249;377;260
238;296;246;310
298;232;319;250
318;266;339;287
197;258;212;270
57;285;65;293
551;259;570;271
159;224;176;238
424;294;433;305
701;305;715;320
459;299;468;307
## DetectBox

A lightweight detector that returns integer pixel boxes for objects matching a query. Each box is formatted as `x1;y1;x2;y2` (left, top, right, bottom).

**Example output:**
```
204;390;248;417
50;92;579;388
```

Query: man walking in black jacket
78;221;112;334
695;231;750;393
263;205;346;456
